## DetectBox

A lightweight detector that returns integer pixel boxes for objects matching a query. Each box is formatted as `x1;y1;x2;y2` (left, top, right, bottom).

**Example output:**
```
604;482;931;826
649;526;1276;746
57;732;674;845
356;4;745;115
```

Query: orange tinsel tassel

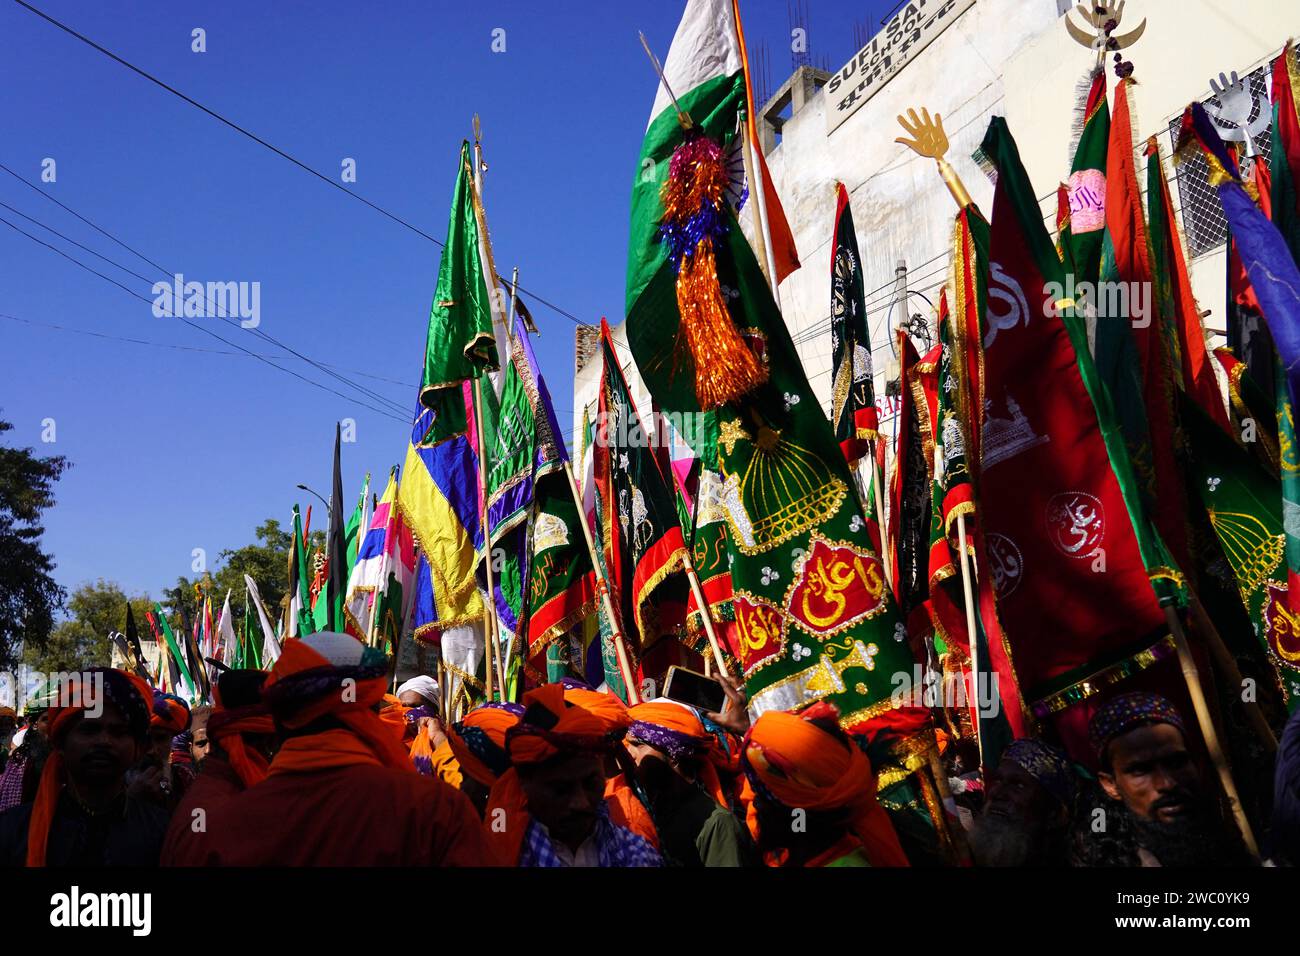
677;241;768;408
660;134;767;409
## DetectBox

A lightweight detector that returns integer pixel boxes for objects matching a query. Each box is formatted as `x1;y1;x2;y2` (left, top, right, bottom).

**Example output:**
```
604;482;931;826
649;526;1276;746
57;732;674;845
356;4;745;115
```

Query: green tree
159;518;323;646
0;418;69;668
23;579;152;673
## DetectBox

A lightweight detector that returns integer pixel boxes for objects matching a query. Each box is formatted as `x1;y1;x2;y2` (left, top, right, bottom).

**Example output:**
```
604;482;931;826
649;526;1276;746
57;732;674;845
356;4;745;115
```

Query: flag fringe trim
1029;633;1177;718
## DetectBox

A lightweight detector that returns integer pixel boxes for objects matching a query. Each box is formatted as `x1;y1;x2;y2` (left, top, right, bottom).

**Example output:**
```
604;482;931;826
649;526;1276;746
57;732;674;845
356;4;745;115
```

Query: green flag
418;140;498;445
288;505;314;637
153;603;194;696
1061;66;1109;285
1183;396;1300;709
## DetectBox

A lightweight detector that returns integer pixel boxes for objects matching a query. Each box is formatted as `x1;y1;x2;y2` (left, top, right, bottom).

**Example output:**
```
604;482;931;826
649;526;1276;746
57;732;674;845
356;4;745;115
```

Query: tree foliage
23;579;151;673
0;418;69;669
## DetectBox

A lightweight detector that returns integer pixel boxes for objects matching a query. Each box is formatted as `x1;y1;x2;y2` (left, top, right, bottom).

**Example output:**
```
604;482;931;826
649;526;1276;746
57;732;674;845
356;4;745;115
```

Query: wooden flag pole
472;376;501;702
561;459;641;705
681;552;728;674
1162;602;1260;859
954;511;985;770
1185;591;1278;754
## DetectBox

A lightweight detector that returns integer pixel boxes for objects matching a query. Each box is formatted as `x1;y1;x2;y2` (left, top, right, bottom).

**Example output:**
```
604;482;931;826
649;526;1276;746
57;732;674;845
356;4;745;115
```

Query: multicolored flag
480;321;558;642
398;143;498;646
1271;41;1300;259
829;182;878;465
1179;102;1300;615
346;468;416;643
628;103;924;741
594;319;689;664
345;474;371;586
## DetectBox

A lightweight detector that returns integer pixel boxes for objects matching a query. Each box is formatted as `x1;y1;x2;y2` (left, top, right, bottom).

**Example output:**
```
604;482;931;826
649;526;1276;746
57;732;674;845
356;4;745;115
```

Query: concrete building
576;0;1295;454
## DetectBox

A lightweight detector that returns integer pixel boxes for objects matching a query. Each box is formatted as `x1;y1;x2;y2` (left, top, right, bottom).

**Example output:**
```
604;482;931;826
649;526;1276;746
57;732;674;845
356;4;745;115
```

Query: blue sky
0;0;895;604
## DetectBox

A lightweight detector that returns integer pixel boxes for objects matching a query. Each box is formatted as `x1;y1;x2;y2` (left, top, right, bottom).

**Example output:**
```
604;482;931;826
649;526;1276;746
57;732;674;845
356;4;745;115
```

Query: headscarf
485;685;623;865
208;670;273;789
1002;738;1077;807
27;668;152;867
741;702;909;867
262;631;410;774
396;675;443;710
1088;692;1186;762
627;699;728;807
447;702;525;787
562;685;632;734
150;693;191;736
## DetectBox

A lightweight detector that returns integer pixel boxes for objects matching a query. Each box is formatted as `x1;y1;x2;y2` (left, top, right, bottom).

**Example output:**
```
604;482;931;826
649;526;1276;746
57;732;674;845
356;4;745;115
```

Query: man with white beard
969;738;1076;867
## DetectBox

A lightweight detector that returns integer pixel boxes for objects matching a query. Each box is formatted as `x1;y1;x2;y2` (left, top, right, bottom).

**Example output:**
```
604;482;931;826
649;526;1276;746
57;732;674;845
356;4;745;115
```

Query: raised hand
895;107;949;160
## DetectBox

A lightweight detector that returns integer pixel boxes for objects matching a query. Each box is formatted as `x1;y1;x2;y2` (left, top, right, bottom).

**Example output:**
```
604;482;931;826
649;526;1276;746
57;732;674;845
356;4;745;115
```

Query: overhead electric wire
0;312;417;391
0;167;412;418
0;213;410;424
9;0;617;342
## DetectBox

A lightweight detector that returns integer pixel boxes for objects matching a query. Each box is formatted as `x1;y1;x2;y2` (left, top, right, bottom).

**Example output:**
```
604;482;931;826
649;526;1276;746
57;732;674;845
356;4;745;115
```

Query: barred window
1166;64;1273;258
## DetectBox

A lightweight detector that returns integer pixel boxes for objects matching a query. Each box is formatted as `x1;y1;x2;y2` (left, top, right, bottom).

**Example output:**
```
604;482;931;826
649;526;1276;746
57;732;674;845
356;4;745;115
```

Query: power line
0;166;412;417
0;312;416;389
0;213;410;423
9;0;612;341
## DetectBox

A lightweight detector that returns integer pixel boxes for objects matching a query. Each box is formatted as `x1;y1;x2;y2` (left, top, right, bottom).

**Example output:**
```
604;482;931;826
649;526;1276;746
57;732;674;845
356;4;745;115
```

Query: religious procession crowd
0;633;1294;867
7;0;1300;870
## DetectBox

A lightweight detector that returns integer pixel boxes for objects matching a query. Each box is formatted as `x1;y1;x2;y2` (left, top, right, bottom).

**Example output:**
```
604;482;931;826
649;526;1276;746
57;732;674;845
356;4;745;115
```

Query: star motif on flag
719;418;750;455
619;452;630;471
1206;476;1221;491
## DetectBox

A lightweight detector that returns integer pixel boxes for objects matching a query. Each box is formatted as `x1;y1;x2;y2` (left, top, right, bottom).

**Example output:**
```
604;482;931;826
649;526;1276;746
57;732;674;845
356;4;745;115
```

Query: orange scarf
208;703;275;788
268;728;384;775
743;706;908;867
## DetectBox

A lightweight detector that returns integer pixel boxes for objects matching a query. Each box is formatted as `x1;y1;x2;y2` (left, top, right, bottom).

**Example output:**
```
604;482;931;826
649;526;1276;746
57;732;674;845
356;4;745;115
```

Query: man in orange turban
127;691;193;811
0;668;169;867
202;632;486;865
625;699;756;866
486;684;660;866
446;701;524;815
560;681;658;848
741;702;909;867
161;669;276;866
